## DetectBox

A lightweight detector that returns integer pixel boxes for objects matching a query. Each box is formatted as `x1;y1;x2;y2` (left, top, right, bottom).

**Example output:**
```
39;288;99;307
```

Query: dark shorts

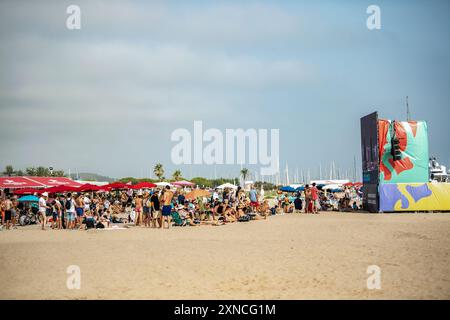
4;210;12;221
53;212;58;221
143;206;150;214
76;208;84;217
162;205;172;216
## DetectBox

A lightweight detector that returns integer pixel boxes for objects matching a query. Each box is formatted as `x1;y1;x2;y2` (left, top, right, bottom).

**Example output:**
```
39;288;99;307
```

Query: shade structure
78;183;103;192
172;180;195;187
323;184;343;191
217;183;238;190
95;186;112;192
24;177;83;188
185;189;211;200
130;182;157;190
0;177;44;189
279;186;297;193
102;182;130;190
343;182;354;187
13;188;42;195
42;185;80;194
18;195;39;202
155;182;173;188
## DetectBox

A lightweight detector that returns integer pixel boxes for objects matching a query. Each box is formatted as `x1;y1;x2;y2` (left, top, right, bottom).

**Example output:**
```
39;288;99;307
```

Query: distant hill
70;172;115;182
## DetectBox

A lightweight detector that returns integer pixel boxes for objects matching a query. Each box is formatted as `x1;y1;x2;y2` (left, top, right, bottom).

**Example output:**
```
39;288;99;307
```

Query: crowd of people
0;185;272;231
276;183;362;214
0;183;362;231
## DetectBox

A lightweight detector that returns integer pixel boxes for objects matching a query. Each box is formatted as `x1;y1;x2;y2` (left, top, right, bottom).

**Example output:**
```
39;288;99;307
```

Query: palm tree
172;170;182;181
3;165;15;176
26;167;36;176
36;166;49;177
53;170;65;177
153;163;164;181
240;168;249;182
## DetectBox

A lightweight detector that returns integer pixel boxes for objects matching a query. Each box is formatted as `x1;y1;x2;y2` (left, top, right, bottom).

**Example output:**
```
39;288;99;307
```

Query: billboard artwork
379;183;450;212
378;120;429;184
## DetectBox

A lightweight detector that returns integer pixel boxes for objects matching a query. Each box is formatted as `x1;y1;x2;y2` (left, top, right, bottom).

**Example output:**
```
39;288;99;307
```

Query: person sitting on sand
257;200;271;218
222;207;237;223
213;201;227;221
175;204;198;226
283;197;293;214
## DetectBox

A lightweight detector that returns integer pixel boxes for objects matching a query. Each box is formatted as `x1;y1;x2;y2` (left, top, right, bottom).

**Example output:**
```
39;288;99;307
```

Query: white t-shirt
38;197;47;213
83;197;91;210
66;198;76;213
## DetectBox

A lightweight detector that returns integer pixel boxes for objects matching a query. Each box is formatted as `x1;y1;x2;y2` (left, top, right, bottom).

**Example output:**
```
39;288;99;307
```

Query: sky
0;0;449;181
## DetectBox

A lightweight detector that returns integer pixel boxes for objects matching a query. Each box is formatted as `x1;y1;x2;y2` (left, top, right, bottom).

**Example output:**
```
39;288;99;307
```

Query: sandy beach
1;212;449;300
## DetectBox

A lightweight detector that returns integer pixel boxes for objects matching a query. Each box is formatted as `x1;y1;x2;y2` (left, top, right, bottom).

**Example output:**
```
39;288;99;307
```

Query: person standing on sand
83;194;91;216
54;197;62;229
120;191;128;211
311;183;320;214
304;185;312;213
135;193;143;226
249;185;259;212
161;185;173;229
59;195;66;229
65;193;76;230
177;191;185;206
0;197;5;229
75;194;84;227
3;196;13;230
150;189;161;228
143;192;151;228
38;192;50;230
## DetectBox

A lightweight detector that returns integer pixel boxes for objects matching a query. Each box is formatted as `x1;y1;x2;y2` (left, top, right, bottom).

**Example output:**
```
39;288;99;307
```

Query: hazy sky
1;0;449;180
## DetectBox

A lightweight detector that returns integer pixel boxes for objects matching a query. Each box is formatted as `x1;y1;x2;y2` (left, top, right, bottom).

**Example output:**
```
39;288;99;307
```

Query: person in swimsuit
135;194;143;226
161;185;173;229
3;196;13;230
142;192;151;228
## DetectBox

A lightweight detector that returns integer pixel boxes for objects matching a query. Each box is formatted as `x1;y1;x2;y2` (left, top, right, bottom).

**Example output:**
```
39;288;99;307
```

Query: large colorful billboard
379;183;450;212
378;120;429;184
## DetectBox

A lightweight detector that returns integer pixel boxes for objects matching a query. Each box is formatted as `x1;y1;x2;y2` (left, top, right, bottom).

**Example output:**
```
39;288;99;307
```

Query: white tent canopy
155;182;173;188
323;184;344;190
217;183;238;190
311;180;350;186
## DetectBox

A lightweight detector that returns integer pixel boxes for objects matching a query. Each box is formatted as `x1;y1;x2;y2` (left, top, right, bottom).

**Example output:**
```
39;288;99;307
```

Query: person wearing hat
38;192;50;230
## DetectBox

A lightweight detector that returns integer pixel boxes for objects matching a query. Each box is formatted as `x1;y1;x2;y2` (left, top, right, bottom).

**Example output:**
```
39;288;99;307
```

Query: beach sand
1;212;449;300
